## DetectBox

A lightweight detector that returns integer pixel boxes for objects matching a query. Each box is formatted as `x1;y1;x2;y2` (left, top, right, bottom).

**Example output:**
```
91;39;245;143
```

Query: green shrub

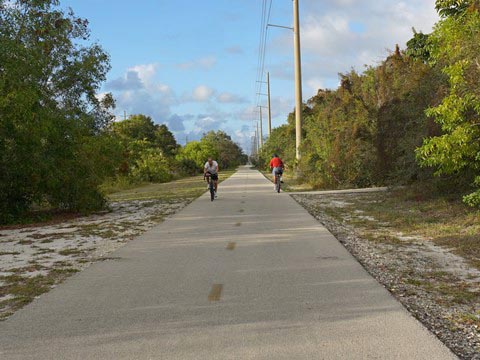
130;148;173;183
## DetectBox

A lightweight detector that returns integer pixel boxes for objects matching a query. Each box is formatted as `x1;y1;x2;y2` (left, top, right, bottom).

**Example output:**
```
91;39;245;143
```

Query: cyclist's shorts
272;167;283;176
206;172;218;181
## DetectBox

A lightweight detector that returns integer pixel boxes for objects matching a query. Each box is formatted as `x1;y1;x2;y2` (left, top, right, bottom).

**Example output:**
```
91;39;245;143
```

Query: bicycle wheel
209;180;215;201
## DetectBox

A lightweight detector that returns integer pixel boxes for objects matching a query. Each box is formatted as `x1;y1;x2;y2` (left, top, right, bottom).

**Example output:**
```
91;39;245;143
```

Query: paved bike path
0;167;455;359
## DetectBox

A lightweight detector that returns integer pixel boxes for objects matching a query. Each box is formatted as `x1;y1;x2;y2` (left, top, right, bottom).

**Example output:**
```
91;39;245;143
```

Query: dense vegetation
258;0;480;207
109;114;246;185
0;0;245;224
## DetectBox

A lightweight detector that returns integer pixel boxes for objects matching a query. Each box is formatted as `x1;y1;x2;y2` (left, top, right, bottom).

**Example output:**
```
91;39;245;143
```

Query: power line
255;0;273;107
253;0;304;161
252;0;274;151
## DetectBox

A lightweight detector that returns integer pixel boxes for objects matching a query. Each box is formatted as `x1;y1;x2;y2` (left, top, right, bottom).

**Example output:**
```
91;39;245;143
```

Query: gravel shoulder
292;191;480;360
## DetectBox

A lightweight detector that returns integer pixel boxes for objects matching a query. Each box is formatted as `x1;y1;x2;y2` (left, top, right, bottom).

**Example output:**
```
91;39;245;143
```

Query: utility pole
251;136;255;158
267;72;272;137
124;110;127;121
258;106;264;148
256;121;260;151
293;0;303;161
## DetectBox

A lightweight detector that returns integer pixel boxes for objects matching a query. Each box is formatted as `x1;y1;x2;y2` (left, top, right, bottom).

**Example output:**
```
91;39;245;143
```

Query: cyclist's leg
209;178;215;201
212;174;218;192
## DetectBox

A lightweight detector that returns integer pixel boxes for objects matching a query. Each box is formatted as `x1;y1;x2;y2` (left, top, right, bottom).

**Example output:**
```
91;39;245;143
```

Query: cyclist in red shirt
269;154;284;188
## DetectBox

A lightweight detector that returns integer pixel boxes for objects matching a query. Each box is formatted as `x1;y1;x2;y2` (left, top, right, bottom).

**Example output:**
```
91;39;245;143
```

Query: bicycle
205;173;215;201
274;169;282;193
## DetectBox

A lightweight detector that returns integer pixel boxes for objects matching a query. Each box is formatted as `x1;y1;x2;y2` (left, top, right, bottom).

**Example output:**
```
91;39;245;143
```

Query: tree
259;123;295;172
110;115;179;181
261;46;443;190
435;0;475;18
0;0;117;222
130;147;172;183
202;130;246;169
176;131;246;174
177;140;216;171
112;114;157;143
416;7;480;206
406;29;432;63
154;124;178;157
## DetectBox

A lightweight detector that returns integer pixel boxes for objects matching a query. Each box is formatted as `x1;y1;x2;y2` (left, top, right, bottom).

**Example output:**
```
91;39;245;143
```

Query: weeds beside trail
293;187;480;359
0;171;235;320
107;170;235;202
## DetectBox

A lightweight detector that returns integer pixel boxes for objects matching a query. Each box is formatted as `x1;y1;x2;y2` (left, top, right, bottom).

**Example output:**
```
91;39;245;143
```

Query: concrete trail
0;167;456;359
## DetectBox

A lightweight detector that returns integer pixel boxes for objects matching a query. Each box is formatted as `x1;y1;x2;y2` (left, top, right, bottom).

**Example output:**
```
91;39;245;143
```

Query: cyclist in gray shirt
204;157;219;198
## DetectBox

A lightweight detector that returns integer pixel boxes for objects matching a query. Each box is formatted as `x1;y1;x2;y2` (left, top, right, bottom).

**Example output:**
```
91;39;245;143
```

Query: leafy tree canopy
417;7;480;206
435;0;477;18
406;29;432;63
0;0;117;222
112;115;178;156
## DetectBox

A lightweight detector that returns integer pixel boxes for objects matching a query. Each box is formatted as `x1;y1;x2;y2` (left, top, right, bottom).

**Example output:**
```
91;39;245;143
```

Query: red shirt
270;157;283;168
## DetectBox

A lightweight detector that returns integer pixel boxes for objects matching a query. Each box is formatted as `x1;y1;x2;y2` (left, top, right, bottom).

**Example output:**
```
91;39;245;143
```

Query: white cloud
107;63;244;143
270;0;438;96
234;96;293;124
234;124;256;152
106;70;143;91
236;104;259;122
107;63;176;124
95;92;109;102
106;63;173;96
189;85;215;102
306;77;325;93
195;116;221;130
128;63;158;84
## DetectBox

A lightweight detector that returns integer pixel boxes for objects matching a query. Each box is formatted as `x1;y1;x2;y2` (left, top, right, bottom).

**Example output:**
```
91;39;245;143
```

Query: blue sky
61;0;439;152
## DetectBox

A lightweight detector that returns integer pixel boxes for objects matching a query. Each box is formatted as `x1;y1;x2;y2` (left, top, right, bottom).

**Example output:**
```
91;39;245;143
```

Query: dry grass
0;269;78;320
107;170;236;202
383;190;478;268
303;186;480;270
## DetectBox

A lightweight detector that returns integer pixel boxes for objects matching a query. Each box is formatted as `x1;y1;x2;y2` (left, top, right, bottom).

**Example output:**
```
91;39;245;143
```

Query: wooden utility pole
256;122;260;153
258;107;264;148
267;72;272;137
293;0;303;160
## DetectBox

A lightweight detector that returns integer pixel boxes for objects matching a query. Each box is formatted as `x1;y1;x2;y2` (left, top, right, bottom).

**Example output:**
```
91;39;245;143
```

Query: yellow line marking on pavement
208;284;223;301
226;242;236;250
